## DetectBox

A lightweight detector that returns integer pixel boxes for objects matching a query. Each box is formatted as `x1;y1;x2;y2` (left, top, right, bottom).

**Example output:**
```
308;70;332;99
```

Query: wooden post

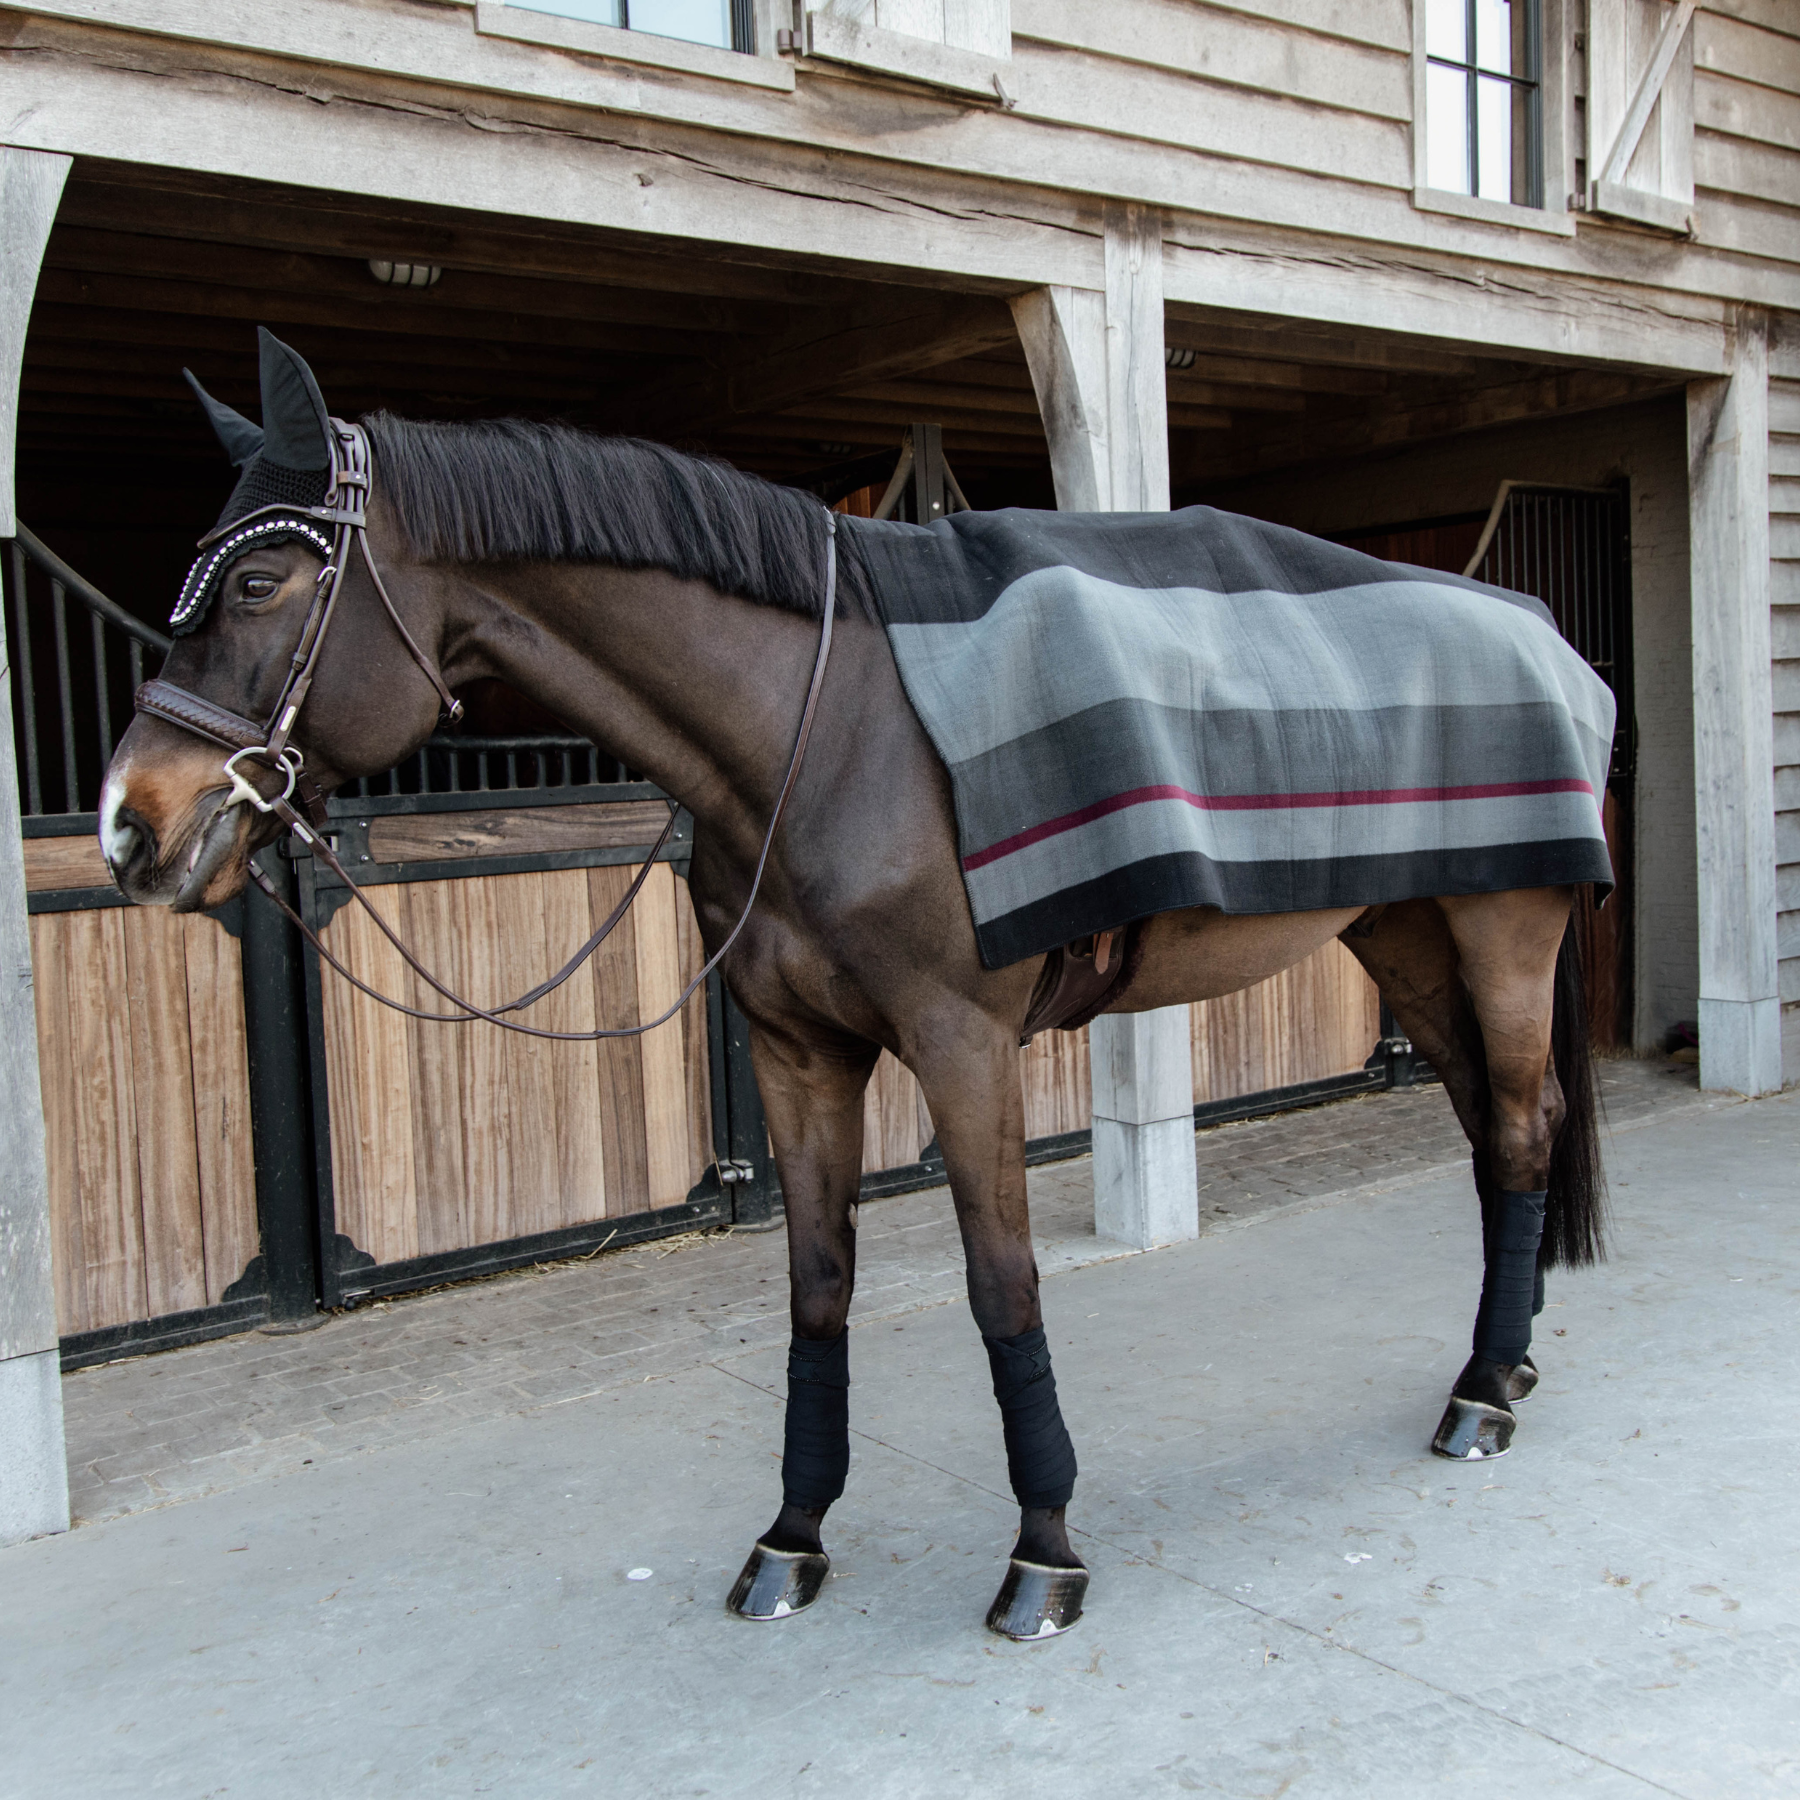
1011;202;1197;1250
1688;311;1782;1097
0;145;72;1545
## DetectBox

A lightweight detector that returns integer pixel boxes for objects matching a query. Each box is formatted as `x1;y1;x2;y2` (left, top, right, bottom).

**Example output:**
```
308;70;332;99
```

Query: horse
100;331;1606;1641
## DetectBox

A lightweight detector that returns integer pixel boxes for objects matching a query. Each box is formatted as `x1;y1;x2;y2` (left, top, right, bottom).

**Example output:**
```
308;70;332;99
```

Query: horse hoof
1432;1394;1515;1460
1507;1355;1540;1404
985;1558;1089;1640
726;1542;830;1619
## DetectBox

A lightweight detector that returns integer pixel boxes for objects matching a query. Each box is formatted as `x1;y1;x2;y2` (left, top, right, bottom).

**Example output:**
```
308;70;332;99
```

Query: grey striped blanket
848;506;1616;971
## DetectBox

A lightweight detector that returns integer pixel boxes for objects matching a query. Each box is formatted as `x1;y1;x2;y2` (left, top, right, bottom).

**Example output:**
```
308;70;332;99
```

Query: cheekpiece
171;514;334;635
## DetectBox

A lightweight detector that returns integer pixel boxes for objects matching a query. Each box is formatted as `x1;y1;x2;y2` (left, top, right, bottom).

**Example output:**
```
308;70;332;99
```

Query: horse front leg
920;1030;1089;1641
724;1019;875;1622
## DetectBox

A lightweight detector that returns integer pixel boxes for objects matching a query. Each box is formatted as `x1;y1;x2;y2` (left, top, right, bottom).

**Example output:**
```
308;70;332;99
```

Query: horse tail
1542;916;1607;1269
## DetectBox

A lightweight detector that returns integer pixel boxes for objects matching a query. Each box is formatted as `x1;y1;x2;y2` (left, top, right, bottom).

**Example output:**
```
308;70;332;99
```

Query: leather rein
133;417;838;1041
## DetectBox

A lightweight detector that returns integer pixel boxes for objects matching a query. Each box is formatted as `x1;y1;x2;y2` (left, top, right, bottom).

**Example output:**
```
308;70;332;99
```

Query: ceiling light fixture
368;260;443;289
1164;346;1197;370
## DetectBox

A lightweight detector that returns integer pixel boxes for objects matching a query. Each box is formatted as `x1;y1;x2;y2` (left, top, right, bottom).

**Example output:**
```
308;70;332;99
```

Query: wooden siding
316;864;712;1263
859;940;1380;1175
1772;374;1800;1024
8;0;1797;335
29;907;258;1336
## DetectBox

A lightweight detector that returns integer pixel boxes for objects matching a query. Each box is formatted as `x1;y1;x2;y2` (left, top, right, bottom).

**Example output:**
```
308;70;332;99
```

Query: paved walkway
8;1056;1793;1798
61;1060;1699;1527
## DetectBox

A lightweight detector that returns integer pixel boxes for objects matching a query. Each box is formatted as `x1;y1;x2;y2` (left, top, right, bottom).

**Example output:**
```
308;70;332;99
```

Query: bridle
132;417;838;1040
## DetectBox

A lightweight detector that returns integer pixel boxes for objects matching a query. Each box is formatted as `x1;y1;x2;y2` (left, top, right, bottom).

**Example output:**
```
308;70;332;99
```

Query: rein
133;418;839;1040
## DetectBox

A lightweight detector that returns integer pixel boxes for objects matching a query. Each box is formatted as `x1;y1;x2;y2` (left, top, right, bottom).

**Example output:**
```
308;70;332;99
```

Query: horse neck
463;562;828;845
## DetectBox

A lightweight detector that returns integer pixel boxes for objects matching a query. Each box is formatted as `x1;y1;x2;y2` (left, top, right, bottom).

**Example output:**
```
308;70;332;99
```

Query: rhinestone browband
171;515;335;634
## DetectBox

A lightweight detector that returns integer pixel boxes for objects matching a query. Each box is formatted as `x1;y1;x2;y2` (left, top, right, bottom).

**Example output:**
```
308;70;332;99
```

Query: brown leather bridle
132;417;838;1040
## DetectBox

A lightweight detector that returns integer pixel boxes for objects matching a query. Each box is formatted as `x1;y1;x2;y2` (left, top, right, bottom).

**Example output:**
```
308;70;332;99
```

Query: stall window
1424;0;1544;208
507;0;755;52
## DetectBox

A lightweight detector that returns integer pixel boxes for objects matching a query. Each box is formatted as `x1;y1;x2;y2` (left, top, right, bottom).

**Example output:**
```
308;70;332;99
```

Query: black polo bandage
781;1330;850;1511
983;1326;1077;1509
1473;1188;1548;1367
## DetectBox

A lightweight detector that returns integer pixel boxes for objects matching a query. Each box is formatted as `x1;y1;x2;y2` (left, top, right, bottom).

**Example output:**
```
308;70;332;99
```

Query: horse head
100;330;452;910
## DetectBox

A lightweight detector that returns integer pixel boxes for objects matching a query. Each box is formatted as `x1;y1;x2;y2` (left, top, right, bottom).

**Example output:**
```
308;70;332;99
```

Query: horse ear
255;327;333;471
183;369;264;468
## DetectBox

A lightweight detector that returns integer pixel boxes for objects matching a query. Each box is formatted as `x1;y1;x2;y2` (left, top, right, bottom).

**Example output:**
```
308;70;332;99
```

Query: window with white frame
507;0;754;51
1423;0;1544;208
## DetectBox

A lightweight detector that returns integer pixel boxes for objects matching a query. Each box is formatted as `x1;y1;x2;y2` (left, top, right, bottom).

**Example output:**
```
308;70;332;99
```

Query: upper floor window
1424;0;1543;207
510;0;753;52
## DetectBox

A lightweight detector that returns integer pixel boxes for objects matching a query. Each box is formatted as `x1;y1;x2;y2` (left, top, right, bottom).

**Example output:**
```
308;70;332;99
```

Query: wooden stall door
316;863;712;1266
27;901;259;1337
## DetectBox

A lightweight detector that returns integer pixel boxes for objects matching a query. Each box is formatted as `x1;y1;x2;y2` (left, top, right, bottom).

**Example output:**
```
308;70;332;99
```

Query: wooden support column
1688;312;1782;1097
0;145;71;1545
1011;203;1197;1250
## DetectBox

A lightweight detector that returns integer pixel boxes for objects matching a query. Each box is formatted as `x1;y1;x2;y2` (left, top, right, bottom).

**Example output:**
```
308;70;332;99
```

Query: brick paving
59;1057;1705;1527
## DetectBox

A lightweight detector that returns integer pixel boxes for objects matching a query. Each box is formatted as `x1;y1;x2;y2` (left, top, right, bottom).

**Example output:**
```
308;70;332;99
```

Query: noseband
131;417;839;1041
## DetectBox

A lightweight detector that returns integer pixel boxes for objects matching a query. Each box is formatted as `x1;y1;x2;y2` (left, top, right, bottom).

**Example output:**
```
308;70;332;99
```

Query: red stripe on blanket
959;778;1597;873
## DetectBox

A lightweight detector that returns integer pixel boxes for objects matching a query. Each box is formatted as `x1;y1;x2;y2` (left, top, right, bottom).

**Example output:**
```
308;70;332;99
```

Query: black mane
362;412;877;620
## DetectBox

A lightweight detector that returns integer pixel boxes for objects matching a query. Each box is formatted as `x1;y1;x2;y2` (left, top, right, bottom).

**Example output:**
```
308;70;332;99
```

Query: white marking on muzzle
98;762;137;871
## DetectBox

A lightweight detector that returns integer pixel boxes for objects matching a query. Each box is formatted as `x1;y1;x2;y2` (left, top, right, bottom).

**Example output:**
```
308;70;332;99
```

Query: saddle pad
848;505;1616;971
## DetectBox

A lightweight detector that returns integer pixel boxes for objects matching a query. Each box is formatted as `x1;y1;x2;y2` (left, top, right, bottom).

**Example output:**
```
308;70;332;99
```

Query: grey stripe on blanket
848;506;1616;971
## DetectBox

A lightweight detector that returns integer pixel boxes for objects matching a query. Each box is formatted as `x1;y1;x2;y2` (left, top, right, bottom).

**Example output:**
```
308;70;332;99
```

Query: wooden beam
56;171;870;308
618;292;1020;443
32;276;732;365
44;226;791;337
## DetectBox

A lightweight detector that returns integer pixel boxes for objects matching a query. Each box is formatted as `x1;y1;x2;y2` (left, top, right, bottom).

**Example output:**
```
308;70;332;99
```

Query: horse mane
361;412;878;621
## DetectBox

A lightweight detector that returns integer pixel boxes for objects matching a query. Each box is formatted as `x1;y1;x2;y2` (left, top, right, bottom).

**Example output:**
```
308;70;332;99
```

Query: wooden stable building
1;0;1795;1538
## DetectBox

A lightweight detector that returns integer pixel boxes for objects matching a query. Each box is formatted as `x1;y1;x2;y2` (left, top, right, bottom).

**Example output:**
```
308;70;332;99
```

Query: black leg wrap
781;1331;849;1511
1533;1267;1546;1317
984;1327;1077;1509
1472;1189;1548;1367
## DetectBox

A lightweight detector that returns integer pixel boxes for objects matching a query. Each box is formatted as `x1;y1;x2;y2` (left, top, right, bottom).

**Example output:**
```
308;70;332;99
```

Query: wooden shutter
1585;0;1696;233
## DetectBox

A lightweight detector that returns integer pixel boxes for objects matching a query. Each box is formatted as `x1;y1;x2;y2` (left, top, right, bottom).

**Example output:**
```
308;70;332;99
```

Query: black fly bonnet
171;329;338;634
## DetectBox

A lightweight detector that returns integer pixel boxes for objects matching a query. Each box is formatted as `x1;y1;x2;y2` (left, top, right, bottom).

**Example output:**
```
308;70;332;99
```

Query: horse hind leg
1429;888;1576;1461
1338;899;1550;1459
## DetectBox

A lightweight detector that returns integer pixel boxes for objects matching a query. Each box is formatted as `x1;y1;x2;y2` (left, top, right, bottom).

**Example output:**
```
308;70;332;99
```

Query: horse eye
241;576;279;600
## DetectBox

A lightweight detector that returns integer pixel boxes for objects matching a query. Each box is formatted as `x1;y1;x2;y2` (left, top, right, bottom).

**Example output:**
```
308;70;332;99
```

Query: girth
1019;922;1143;1043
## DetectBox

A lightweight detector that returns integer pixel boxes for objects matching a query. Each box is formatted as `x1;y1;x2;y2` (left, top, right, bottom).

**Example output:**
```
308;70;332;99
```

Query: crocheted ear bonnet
172;328;337;635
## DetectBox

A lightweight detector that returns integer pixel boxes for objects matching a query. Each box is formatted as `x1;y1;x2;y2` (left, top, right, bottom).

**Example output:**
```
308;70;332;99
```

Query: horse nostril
101;804;155;879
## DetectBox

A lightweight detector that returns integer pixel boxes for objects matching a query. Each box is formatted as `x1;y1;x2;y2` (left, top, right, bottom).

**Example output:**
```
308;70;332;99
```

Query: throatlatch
983;1326;1078;1509
781;1331;851;1511
1472;1188;1548;1367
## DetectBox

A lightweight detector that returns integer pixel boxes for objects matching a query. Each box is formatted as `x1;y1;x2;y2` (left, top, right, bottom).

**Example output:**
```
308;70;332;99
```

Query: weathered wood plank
1190;941;1379;1103
633;864;693;1211
29;915;88;1336
673;878;714;1190
1013;0;1410;108
588;864;651;1217
122;905;206;1319
179;913;260;1303
367;801;674;865
538;868;609;1227
319;890;419;1265
862;1051;927;1173
488;871;563;1239
399;878;472;1257
451;875;513;1250
65;909;146;1332
21;834;111;892
1019;1023;1090;1139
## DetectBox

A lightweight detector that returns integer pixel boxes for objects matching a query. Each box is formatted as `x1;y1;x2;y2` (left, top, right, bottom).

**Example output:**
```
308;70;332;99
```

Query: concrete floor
4;1072;1795;1798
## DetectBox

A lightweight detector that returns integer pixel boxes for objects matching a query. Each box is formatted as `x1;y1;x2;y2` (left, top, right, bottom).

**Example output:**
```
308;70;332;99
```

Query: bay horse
100;333;1604;1640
